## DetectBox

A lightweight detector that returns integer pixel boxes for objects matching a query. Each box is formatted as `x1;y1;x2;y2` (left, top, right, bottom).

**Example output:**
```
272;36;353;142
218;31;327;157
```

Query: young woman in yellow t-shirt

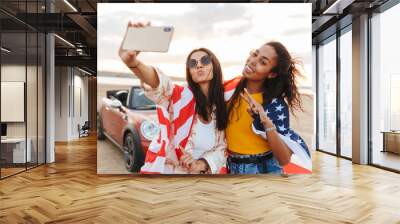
225;41;310;174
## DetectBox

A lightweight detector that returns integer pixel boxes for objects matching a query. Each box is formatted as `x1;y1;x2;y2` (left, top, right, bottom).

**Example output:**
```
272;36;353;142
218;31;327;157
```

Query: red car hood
125;108;158;123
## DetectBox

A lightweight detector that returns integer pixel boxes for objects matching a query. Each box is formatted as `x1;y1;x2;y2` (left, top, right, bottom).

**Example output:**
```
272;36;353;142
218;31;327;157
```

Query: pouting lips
197;69;210;76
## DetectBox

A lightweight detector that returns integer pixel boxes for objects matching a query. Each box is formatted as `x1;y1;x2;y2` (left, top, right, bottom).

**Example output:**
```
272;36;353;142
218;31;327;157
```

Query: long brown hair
186;48;228;130
228;41;303;119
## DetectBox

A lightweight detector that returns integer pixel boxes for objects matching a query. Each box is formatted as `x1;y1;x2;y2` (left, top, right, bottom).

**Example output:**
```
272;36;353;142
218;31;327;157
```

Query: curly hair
228;41;304;120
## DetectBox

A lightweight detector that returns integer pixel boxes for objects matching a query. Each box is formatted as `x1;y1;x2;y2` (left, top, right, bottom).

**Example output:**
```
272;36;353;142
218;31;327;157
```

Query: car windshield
130;88;156;110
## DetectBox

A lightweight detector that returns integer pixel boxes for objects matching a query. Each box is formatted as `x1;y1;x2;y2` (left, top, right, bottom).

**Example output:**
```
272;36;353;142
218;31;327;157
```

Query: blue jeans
227;153;283;174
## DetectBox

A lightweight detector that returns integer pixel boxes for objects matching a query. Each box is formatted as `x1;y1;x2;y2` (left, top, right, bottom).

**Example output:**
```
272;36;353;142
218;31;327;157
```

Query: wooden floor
372;150;400;171
1;167;26;178
0;135;400;223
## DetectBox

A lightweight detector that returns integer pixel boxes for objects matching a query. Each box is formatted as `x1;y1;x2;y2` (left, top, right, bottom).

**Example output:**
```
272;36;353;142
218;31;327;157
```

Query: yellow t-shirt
226;92;271;155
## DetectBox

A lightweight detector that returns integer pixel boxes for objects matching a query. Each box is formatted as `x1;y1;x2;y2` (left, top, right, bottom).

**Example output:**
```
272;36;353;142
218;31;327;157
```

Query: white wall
1;65;26;133
54;66;69;141
54;67;89;141
1;63;46;164
1;65;26;148
75;70;89;139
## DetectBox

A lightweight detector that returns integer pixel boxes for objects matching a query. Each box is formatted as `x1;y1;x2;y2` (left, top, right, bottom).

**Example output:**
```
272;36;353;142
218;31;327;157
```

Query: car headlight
140;120;160;141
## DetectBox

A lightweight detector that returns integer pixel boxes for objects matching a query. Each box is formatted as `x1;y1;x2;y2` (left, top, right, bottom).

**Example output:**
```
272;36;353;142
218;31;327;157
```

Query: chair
78;121;90;138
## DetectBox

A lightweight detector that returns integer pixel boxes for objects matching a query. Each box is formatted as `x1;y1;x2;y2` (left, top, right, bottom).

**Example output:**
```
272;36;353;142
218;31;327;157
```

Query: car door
113;104;128;146
100;98;115;137
101;98;123;143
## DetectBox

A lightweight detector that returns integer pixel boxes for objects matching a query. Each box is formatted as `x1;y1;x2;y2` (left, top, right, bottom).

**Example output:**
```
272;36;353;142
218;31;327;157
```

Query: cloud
98;3;312;86
287;13;310;20
282;27;311;36
99;4;252;40
212;19;252;37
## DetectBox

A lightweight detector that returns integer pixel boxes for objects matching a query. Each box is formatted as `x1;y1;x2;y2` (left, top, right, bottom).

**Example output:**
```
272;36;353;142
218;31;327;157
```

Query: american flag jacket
140;68;227;174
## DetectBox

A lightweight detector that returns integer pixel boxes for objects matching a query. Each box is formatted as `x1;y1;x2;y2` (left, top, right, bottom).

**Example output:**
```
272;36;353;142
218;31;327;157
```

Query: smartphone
122;26;174;52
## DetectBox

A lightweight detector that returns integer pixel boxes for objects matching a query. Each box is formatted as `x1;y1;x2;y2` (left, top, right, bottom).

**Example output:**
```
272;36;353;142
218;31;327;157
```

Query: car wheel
123;131;144;172
97;115;106;140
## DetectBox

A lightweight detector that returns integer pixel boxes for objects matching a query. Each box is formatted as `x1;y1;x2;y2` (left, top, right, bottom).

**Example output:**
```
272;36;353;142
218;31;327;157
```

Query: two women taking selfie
119;21;311;174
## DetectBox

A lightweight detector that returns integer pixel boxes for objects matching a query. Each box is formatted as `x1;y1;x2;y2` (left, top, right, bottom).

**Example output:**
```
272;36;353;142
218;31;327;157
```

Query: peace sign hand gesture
240;88;274;129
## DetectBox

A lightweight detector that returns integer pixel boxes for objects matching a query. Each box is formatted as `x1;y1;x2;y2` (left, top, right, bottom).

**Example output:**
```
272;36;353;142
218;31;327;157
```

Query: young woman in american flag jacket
224;42;312;174
119;22;229;174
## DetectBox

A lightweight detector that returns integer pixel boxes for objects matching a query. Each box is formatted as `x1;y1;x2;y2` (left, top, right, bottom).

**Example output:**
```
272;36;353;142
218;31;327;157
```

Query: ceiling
0;0;393;75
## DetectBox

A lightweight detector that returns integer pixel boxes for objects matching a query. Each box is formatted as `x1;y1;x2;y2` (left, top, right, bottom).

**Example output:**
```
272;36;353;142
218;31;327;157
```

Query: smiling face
242;44;278;81
187;50;214;84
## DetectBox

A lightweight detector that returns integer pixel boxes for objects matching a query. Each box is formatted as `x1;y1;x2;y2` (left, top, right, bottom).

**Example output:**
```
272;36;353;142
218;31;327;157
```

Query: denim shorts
227;152;283;174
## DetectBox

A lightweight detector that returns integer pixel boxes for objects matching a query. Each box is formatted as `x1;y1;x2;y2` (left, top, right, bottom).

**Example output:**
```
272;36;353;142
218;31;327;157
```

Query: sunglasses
187;55;211;68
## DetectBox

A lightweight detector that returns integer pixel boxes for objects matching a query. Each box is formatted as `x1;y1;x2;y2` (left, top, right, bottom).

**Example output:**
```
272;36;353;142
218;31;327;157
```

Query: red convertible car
98;86;159;172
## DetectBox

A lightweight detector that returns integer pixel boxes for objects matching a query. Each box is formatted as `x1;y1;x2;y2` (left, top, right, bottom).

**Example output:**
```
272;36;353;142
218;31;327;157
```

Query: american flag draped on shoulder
140;84;196;174
140;69;227;174
224;77;312;174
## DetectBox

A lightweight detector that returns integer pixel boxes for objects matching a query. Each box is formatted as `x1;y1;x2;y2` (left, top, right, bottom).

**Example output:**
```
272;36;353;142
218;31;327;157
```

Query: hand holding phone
118;21;166;89
119;21;148;68
122;25;174;52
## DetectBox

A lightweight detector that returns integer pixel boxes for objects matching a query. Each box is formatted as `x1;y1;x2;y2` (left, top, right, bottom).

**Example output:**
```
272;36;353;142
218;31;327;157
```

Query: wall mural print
97;3;313;175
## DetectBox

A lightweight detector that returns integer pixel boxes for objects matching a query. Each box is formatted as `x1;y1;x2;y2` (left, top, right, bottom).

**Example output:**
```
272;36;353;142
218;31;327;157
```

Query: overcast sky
98;3;312;87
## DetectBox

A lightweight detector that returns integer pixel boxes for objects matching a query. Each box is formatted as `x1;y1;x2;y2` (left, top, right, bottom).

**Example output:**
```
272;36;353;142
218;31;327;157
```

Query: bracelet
260;116;276;133
128;60;140;69
265;125;276;133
